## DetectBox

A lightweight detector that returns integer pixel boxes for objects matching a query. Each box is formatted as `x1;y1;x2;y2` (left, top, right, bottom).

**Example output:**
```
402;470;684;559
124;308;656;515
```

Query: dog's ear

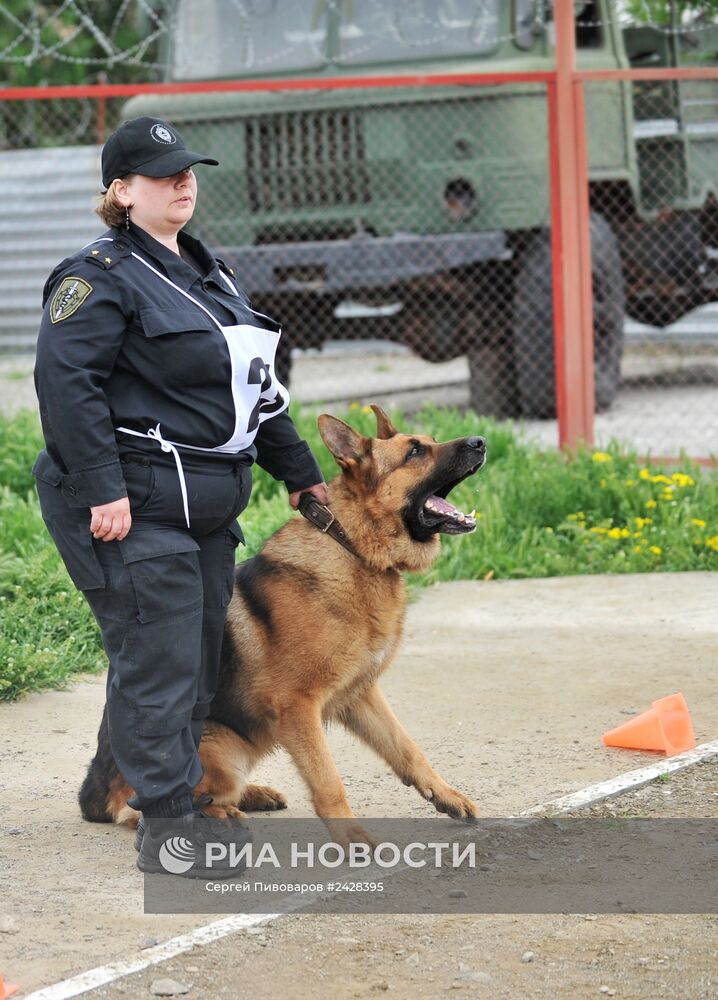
318;414;368;469
370;404;398;439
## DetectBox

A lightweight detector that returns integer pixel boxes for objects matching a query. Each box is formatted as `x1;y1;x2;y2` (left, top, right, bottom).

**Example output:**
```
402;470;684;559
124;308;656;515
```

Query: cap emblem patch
150;124;176;145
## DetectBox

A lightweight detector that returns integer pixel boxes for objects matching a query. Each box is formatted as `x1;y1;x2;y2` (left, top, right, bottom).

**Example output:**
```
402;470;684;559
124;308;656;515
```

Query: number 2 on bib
246;356;285;434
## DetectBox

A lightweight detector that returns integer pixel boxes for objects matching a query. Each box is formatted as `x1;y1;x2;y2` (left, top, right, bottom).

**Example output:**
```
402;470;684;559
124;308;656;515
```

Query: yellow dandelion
639;469;652;480
632;531;643;539
634;545;642;554
645;500;657;509
590;526;608;534
691;518;706;528
649;546;662;556
361;405;372;414
707;535;718;552
672;473;695;488
592;452;612;463
634;516;653;529
577;512;586;520
651;474;672;485
349;402;360;410
545;526;554;534
567;514;579;521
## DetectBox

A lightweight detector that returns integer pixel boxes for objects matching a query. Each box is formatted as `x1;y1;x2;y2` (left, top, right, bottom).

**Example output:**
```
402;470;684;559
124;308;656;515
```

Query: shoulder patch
49;276;93;324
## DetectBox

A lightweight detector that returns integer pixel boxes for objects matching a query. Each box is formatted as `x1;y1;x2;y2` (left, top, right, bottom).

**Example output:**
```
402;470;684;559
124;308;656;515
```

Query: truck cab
124;1;718;417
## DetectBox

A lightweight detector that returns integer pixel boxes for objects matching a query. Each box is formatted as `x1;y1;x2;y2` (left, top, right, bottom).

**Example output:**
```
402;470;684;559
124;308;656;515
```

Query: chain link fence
1;4;717;460
584;75;718;459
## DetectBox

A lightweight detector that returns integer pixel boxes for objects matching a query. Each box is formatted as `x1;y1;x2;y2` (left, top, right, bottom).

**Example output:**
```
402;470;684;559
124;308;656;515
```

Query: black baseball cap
101;116;218;188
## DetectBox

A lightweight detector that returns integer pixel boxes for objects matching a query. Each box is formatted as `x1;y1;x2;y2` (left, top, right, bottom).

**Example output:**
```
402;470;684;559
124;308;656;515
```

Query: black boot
134;793;231;851
136;795;251;879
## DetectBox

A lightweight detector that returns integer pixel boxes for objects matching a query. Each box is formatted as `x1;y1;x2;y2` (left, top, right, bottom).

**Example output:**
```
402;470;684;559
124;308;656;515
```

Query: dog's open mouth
421;490;477;534
402;437;485;542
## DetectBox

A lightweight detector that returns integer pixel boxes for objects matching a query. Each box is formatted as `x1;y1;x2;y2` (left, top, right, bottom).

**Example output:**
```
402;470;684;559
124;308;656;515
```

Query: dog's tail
78;706;118;823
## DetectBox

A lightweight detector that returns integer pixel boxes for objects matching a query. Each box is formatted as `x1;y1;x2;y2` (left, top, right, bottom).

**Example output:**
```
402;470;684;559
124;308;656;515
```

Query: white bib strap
219;270;239;296
130;253;224;330
117;423;190;529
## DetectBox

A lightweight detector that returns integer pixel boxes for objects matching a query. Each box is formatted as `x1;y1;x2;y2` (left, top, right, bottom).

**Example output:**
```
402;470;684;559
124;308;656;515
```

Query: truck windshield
336;1;500;64
170;0;500;81
171;0;330;80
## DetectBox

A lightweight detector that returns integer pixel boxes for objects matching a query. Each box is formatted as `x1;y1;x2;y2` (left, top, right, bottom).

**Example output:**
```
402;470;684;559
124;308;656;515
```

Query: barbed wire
0;0;170;70
0;1;716;77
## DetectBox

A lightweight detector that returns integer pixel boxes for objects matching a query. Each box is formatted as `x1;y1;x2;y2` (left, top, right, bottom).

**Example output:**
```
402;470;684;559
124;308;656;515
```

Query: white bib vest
85;238;289;527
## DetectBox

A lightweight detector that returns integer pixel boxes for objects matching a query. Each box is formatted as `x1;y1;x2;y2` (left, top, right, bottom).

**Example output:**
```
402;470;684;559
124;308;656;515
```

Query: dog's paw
326;819;379;852
239;783;288;812
423;783;479;821
202;802;249;824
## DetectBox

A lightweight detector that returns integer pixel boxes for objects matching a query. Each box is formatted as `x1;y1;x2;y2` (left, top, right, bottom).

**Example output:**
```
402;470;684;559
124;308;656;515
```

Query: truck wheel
513;213;625;418
467;330;521;419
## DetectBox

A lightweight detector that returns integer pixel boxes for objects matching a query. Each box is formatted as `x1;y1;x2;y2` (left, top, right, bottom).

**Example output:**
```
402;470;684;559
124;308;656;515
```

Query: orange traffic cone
0;973;19;999
602;692;696;756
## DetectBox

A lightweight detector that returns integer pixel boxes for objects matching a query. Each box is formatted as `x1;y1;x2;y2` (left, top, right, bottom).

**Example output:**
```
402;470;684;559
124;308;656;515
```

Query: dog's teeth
468;510;476;519
458;513;465;523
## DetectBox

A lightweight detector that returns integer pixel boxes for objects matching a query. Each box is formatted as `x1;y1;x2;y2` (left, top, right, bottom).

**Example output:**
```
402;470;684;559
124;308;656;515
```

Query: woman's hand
288;482;329;510
90;497;132;541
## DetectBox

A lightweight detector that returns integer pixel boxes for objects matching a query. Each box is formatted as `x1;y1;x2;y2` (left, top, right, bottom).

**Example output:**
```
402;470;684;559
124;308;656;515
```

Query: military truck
124;0;718;417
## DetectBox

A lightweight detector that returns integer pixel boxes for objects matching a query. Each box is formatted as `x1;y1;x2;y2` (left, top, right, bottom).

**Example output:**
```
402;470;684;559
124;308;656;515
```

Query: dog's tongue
425;495;456;516
423;494;476;527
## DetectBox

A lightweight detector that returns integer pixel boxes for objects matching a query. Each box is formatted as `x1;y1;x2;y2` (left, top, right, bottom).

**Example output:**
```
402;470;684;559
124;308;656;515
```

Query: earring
125;206;130;230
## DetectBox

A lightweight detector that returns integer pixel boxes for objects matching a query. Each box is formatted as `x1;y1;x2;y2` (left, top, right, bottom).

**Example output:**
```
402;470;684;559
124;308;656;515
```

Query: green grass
1;405;717;701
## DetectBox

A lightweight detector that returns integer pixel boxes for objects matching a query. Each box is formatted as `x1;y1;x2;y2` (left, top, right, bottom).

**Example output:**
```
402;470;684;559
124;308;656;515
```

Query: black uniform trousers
36;450;250;816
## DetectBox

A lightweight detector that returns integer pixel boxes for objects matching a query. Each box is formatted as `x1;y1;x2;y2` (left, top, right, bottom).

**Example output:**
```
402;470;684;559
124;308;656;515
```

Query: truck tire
467;326;521;419
513;213;625;418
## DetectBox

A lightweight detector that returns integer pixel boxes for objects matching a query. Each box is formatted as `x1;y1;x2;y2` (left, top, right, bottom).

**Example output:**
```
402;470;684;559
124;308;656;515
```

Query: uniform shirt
33;222;322;508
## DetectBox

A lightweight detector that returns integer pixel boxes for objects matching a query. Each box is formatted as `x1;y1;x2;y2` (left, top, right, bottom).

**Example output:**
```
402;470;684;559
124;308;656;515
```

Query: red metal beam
0;72;554;102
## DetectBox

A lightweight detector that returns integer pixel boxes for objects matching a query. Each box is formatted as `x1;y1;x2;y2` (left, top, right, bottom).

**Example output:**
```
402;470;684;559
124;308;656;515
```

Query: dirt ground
1;572;717;998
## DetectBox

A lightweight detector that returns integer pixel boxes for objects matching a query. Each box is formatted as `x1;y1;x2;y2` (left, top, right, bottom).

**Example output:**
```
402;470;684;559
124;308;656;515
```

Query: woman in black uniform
33;117;328;877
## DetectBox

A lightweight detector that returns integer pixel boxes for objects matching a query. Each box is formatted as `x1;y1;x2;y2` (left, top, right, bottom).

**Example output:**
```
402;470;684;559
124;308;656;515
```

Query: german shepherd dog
79;406;486;845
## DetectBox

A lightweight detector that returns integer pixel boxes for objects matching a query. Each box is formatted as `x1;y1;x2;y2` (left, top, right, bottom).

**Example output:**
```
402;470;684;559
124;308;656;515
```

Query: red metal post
550;0;594;449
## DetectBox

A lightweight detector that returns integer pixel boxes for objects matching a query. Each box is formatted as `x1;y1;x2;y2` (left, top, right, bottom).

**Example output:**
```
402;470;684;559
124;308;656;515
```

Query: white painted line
21;912;278;1000
518;739;718;817
22;739;718;998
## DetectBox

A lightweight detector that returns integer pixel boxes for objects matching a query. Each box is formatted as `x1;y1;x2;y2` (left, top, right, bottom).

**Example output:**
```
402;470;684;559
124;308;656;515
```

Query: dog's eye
408;443;424;459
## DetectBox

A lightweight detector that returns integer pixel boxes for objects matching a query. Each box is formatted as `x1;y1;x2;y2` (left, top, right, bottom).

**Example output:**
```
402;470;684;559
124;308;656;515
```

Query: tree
621;0;718;26
0;1;169;147
0;0;168;86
